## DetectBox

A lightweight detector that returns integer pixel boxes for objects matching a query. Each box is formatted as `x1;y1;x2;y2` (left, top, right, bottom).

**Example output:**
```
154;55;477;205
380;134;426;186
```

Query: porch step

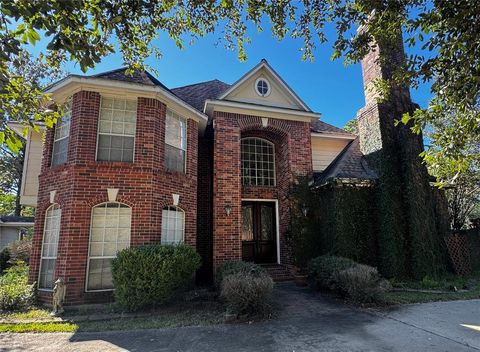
260;264;294;282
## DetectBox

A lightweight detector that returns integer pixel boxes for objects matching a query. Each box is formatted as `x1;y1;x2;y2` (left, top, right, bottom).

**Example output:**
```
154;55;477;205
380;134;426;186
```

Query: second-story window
51;100;71;166
97;97;137;162
165;109;187;173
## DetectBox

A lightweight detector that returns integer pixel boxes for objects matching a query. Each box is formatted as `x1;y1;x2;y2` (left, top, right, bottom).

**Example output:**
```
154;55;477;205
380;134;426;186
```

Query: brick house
20;35;447;304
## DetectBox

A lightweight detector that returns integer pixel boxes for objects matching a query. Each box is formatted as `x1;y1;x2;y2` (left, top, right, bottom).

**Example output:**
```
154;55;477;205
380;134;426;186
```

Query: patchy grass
385;272;480;304
0;322;77;333
0;301;225;333
0;308;52;320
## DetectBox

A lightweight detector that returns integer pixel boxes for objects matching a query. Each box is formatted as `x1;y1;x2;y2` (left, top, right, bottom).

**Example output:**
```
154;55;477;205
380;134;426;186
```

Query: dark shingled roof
311;119;355;136
92;68;171;91
171;80;231;112
0;216;34;224
314;138;377;185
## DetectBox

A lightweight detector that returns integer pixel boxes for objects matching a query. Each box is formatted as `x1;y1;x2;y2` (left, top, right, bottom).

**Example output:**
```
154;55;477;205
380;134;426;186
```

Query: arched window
161;206;185;245
241;137;275;186
39;204;61;290
86;203;131;291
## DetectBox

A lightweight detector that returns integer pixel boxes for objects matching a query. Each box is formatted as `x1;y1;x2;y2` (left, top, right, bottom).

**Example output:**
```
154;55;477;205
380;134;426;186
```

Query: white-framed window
161;206;185;245
38;204;61;290
51;100;72;166
255;78;271;97
86;203;131;291
165;109;187;173
241;137;276;186
97;97;137;162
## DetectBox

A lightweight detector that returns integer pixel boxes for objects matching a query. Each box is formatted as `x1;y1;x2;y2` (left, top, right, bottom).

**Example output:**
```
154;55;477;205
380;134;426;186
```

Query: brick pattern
29;91;198;304
212;112;312;270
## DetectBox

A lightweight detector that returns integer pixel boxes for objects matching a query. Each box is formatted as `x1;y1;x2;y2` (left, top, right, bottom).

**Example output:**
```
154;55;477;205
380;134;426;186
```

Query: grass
385;271;480;304
0;301;225;333
0;308;52;320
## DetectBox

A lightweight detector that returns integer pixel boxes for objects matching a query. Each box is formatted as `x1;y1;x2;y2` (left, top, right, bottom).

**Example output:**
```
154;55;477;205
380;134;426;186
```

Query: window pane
165;144;185;173
87;203;131;291
165;110;187;172
241;138;275;186
97;97;136;162
161;207;185;245
52;137;69;166
39;205;61;289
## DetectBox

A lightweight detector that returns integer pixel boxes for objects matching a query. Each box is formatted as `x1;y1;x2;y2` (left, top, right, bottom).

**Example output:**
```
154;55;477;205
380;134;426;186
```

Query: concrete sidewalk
1;283;479;352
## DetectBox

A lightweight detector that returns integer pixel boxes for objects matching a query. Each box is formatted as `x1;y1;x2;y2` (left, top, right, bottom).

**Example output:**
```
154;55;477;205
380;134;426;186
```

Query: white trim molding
311;132;356;140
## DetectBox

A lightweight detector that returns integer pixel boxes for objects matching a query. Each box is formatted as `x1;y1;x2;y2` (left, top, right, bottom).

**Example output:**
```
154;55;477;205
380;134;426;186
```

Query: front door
241;201;277;263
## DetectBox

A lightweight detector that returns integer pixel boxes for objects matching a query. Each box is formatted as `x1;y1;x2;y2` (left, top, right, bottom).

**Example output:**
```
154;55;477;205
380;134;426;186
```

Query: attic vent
255;78;270;97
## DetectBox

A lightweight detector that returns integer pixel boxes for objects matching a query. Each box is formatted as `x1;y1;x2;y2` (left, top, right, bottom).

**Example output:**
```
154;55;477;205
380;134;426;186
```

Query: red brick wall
30;91;198;304
212;111;312;270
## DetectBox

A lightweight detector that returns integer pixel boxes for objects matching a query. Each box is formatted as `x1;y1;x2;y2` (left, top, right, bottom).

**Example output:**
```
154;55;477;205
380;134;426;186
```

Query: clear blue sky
31;26;431;129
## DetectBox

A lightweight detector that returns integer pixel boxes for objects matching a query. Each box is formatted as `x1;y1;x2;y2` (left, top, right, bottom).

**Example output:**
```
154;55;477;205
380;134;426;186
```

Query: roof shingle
171;80;231;112
311;119;355;136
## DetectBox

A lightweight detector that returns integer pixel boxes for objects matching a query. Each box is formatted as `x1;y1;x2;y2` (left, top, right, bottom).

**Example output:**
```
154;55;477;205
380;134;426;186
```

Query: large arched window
86;203;131;291
161;206;185;245
241;137;275;186
39;204;61;290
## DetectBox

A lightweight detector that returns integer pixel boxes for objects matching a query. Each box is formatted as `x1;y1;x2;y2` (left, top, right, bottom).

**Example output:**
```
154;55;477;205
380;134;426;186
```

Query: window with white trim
97;97;137;162
161;206;185;245
51;100;71;166
38;204;61;289
86;203;131;291
165;109;187;173
241;137;276;186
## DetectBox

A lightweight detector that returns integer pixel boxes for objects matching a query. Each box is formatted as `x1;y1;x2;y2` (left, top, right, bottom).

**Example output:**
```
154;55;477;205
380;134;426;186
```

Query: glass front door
241;201;277;263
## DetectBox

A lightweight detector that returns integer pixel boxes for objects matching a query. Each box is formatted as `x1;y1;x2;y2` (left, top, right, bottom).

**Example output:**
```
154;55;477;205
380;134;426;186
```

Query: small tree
445;173;480;231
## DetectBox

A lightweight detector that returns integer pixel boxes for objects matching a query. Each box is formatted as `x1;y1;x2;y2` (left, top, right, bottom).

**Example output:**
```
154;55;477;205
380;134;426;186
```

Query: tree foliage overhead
0;0;478;182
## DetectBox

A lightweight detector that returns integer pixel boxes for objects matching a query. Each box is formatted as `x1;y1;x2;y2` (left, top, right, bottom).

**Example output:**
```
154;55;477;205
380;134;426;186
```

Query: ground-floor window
38;204;61;290
86;203;131;291
161;206;185;245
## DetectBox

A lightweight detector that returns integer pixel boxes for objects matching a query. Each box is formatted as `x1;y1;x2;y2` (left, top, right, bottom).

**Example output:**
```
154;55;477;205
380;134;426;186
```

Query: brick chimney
356;29;448;279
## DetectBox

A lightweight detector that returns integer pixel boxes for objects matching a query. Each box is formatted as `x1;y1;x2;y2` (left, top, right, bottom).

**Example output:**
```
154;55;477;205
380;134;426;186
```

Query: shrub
215;260;267;288
0;262;35;311
308;255;355;290
334;264;392;303
0;247;11;274
8;240;32;264
220;270;273;317
111;244;201;311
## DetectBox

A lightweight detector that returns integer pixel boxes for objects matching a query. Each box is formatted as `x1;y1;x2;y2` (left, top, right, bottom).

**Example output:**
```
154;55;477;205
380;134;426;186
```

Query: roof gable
219;59;311;112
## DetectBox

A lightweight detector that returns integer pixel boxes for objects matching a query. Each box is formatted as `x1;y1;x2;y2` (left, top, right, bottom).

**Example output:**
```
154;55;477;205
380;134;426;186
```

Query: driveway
1;283;479;352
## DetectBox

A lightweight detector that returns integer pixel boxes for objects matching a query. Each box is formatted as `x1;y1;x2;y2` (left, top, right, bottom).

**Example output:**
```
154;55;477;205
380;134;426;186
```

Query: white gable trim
46;76;209;133
218;60;311;112
205;99;320;122
311;133;356;140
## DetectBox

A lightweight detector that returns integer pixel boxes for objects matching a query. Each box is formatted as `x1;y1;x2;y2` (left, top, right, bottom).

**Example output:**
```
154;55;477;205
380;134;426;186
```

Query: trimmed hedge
217;261;273;317
308;255;391;303
111;244;201;311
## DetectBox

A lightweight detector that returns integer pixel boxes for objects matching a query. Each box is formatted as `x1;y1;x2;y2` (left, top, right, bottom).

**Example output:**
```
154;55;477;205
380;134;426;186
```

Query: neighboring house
17;37;442;304
0;216;34;250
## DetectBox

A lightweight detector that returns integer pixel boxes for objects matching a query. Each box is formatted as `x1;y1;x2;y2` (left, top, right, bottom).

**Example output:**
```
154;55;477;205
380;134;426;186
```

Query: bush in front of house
8;240;32;264
215;260;267;288
308;255;391;304
308;255;355;290
0;247;11;274
334;264;392;304
0;261;35;311
111;244;201;311
218;261;273;318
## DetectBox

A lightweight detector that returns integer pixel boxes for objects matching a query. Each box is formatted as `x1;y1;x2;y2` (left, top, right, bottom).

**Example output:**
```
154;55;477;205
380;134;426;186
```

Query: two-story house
18;59;376;305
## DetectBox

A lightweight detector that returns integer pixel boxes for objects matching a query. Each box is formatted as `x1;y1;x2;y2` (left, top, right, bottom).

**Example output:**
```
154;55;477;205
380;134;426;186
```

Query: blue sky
30;25;432;129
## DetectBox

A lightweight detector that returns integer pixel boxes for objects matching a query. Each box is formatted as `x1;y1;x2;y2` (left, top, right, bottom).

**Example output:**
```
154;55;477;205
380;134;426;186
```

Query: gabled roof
218;59;312;112
314;138;378;186
92;68;170;90
171;80;231;112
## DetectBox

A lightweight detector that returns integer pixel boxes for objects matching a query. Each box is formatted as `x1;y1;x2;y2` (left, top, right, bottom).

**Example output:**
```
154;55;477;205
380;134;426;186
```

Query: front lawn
384;271;480;304
0;301;225;333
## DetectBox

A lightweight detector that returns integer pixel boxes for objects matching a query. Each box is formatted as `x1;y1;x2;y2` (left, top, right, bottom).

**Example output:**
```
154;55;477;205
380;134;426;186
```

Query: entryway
241;201;277;264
